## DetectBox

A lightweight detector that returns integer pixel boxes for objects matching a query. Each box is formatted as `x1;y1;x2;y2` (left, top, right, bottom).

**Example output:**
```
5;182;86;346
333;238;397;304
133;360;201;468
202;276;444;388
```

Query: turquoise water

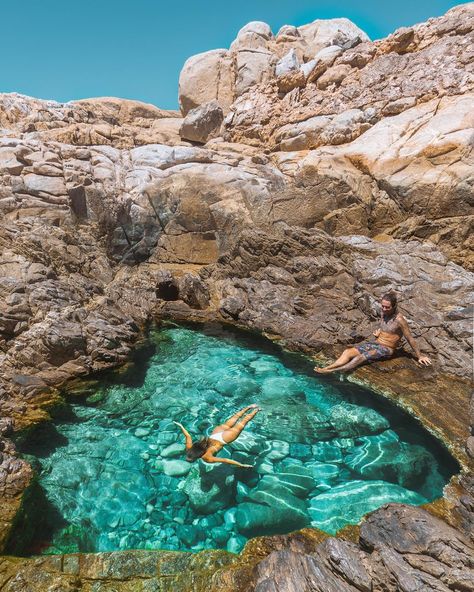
19;324;458;555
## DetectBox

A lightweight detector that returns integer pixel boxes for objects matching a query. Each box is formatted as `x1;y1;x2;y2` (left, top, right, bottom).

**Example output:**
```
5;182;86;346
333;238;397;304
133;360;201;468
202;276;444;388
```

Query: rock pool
18;324;458;555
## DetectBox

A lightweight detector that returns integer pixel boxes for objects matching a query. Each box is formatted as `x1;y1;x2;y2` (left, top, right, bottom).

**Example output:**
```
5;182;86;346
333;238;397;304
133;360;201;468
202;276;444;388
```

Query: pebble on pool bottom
22;326;454;555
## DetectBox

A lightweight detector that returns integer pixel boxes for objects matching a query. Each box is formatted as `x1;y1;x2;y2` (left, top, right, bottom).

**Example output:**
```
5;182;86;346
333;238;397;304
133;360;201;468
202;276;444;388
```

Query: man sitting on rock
315;292;432;374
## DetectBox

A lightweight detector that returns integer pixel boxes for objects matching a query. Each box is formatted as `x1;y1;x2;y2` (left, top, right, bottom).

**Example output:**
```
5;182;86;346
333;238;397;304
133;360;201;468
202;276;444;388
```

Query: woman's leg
315;348;359;374
212;404;258;433
223;408;260;443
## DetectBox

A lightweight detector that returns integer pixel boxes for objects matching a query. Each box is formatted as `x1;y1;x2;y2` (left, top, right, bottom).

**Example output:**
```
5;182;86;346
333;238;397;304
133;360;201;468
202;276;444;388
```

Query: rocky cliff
0;3;473;591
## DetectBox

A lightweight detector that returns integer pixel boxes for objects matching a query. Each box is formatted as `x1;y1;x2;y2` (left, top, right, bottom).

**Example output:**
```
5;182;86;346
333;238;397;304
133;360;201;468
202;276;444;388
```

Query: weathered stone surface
275;92;473;267
177;14;368;114
1;506;473;590
309;481;426;533
179;100;224;144
0;5;472;592
225;3;474;159
275;49;300;77
183;462;235;514
0;94;185;148
178;49;235;115
250;505;474;592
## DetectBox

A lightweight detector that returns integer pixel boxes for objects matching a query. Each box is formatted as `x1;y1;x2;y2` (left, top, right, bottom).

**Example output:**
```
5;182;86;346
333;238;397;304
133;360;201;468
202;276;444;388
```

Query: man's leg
333;353;366;373
315;348;359;374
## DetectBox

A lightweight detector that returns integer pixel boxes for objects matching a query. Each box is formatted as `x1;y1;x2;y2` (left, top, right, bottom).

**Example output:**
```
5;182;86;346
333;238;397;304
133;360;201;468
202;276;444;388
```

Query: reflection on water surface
19;324;458;555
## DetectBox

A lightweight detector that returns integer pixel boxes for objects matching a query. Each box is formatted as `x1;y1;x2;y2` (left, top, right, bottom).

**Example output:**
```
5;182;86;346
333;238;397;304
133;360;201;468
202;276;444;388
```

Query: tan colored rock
225;4;474;151
286;94;474;266
316;64;353;89
177;17;369;114
235;50;276;97
71;96;176;123
0;93;185;148
178;49;235;116
306;45;343;83
277;70;306;94
297;18;370;58
343;94;474;221
275;108;374;151
237;21;273;40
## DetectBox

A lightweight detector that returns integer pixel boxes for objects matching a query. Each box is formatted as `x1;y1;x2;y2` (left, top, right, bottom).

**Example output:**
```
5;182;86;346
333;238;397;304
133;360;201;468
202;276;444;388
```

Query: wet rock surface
0;4;472;591
1;505;473;591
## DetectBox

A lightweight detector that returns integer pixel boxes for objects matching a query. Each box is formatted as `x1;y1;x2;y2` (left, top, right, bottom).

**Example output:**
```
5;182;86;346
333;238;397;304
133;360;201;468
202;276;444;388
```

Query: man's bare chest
379;316;402;335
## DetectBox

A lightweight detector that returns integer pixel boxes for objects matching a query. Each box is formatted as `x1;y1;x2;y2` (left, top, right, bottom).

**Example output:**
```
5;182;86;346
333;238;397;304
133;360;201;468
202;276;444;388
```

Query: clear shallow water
19;324;458;555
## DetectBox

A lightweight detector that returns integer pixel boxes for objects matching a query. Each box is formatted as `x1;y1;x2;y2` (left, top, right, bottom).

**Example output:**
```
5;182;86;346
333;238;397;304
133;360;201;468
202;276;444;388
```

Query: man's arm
173;421;193;451
202;453;252;468
398;316;432;366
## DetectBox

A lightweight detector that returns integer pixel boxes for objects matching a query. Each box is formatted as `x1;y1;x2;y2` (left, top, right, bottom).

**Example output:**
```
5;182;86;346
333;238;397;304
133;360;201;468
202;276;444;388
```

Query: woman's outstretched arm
202;453;252;468
173;421;193;450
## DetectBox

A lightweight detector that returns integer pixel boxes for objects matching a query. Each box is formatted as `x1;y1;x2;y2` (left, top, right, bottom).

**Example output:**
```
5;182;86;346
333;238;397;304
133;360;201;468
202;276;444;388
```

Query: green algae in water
19;324;458;555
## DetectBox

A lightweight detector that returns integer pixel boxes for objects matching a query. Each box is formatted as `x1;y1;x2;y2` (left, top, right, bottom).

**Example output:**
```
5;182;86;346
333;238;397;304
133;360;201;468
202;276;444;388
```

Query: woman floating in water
174;404;261;468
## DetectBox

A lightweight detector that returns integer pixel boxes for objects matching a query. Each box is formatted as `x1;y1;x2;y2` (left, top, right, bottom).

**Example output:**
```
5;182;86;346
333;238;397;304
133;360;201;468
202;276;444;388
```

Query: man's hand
417;355;432;366
373;329;381;338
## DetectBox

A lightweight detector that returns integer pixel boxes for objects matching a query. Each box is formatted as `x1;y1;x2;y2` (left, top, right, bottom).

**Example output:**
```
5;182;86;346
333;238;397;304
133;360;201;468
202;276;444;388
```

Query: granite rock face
0;4;473;591
221;5;474;269
178;17;369;115
225;4;474;149
252;505;474;592
0;94;185;148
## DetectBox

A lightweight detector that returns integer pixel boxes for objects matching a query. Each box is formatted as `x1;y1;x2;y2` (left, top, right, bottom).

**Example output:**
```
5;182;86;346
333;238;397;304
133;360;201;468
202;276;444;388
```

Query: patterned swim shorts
355;341;393;361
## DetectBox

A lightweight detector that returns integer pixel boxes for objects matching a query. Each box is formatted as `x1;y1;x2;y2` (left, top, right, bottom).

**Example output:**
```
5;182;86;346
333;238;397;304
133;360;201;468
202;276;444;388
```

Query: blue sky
0;1;469;109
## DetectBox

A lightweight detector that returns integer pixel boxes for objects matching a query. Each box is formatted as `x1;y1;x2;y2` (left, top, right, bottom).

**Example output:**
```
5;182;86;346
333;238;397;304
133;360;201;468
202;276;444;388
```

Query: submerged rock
163;459;191;477
329;404;389;438
235;493;309;537
161;442;185;459
258;465;316;498
183;462;236;514
344;430;435;491
308;480;427;533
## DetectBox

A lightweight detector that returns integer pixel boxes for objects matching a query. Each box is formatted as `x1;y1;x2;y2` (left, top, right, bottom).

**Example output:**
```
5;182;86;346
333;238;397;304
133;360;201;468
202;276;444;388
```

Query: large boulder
235;485;310;537
178;49;235;116
297;18;369;57
257;465;316;498
234;50;276;97
344;431;435;491
179;100;224;144
183;461;235;514
308;480;427;533
329;404;389;438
